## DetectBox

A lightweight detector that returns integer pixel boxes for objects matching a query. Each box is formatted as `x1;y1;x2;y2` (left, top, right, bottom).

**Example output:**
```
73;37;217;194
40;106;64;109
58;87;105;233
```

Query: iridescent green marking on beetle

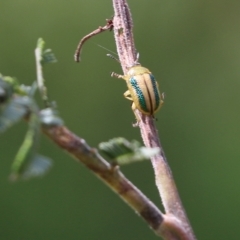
130;77;148;112
150;74;160;110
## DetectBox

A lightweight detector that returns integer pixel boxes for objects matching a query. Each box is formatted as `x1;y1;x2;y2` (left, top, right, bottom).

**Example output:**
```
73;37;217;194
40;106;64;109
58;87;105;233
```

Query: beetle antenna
106;54;120;63
96;44;118;56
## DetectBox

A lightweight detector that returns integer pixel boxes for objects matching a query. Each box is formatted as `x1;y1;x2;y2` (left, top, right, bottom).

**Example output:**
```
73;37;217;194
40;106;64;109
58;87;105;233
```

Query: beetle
111;56;164;122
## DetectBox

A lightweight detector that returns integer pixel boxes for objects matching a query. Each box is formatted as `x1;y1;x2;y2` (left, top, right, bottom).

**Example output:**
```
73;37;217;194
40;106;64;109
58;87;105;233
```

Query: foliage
0;39;60;181
1;39;156;181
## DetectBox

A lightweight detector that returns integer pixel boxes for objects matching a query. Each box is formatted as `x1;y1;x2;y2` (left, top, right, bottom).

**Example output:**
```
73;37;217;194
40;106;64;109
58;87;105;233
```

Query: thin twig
74;19;113;62
35;44;49;108
42;124;164;233
112;0;196;239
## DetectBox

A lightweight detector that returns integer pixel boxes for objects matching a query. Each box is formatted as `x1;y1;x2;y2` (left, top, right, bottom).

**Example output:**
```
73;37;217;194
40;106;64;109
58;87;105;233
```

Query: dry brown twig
44;0;197;239
74;19;113;62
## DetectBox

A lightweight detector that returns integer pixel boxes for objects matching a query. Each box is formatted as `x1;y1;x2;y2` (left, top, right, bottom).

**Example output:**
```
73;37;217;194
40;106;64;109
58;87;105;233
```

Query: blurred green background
1;0;240;239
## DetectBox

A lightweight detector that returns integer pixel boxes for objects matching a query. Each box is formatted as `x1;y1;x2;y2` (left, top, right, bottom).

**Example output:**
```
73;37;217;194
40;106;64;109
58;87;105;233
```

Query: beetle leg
131;102;137;111
159;92;165;110
123;90;133;101
161;92;165;100
160;99;164;108
123;91;140;125
111;72;128;81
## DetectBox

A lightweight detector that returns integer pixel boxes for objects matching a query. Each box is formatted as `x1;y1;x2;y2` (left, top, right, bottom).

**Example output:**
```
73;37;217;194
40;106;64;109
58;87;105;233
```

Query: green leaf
42;49;57;64
0;97;31;132
10;109;40;177
19;81;38;97
0;74;33;100
9;105;52;181
36;38;45;51
99;137;160;165
0;81;40;133
0;75;14;105
9;98;53;181
37;38;57;65
40;108;63;127
10;154;52;181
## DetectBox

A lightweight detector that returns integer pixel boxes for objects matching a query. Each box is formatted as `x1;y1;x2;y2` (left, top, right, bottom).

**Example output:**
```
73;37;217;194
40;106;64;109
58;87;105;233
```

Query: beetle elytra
111;61;164;122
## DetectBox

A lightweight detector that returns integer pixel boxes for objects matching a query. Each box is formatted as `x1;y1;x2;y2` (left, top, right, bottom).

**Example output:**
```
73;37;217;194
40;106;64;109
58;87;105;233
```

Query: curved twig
74;19;113;62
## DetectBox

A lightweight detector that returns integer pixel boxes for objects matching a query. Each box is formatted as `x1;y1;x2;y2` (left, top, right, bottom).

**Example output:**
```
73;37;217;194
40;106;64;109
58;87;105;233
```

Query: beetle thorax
127;65;151;77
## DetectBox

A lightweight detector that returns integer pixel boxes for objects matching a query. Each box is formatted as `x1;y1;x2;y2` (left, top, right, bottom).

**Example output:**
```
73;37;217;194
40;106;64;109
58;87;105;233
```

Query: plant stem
112;0;196;239
42;124;164;232
35;44;49;108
